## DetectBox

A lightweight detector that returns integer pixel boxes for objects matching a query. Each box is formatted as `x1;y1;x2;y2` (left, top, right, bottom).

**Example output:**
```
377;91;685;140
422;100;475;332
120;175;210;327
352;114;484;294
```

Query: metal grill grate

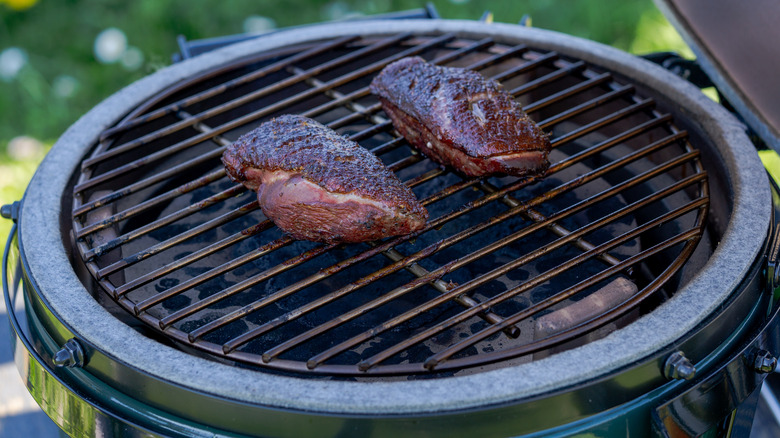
71;32;708;376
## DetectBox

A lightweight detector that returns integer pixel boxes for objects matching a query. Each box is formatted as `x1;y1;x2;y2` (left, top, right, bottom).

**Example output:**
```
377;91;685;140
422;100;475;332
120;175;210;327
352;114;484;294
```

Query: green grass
0;0;691;250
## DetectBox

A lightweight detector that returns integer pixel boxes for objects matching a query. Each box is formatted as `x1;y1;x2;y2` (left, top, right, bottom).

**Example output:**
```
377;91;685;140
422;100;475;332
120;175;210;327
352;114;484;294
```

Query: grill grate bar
97;200;259;281
82;184;246;261
524;72;612;113
537;84;634;128
508;59;586;96
138;236;299;318
424;223;705;370
557;114;674;166
478;181;626;270
99;35;361;141
75;109;234;230
73;144;224;217
426;37;496;64
75;169;226;239
80;112;244;262
492;51;559;82
551;98;655;147
479;98;670;272
74;33;457;194
257;133;696;366
73;143;223;207
464;43;529;71
114;217;271;297
83;33;413;169
92;110;255;279
373;245;521;339
325;172;707;370
227;135;697;360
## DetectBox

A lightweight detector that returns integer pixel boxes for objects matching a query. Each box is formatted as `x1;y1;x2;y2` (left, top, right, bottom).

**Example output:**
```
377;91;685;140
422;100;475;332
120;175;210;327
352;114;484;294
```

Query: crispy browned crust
221;115;428;242
370;56;551;177
223;115;426;215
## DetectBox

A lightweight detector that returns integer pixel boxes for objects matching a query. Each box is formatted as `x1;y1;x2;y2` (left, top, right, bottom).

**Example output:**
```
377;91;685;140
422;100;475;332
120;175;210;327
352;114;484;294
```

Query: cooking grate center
70;33;708;377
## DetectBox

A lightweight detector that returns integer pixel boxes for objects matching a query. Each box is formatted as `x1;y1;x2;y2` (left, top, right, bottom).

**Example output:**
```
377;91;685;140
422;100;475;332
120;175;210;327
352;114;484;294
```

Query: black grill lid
655;0;780;150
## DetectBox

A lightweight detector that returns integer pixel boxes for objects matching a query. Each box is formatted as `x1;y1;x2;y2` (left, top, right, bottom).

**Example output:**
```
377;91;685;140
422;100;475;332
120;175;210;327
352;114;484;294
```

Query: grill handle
1;224;218;437
3;224;137;436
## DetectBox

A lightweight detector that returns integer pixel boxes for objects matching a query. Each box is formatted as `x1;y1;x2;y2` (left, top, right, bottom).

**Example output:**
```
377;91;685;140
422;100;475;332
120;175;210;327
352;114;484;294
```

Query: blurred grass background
0;0;692;248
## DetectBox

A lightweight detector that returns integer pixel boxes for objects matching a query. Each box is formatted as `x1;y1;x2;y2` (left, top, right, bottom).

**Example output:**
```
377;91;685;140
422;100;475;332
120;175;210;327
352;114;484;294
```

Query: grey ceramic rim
19;19;770;414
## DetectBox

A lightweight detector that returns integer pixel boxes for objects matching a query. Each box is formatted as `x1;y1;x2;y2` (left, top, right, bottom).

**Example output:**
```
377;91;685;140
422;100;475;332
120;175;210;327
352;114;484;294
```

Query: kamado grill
4;2;780;437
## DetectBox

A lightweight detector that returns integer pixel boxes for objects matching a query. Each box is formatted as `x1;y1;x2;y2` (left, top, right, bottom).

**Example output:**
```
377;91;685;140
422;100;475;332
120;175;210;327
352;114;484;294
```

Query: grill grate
71;32;708;376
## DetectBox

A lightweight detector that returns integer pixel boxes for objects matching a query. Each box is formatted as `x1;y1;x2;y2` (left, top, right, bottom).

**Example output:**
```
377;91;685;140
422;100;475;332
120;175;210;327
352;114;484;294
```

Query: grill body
3;19;778;437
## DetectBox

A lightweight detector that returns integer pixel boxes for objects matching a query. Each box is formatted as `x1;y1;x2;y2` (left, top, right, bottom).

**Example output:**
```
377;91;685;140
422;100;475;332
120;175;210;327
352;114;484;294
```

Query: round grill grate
71;33;708;376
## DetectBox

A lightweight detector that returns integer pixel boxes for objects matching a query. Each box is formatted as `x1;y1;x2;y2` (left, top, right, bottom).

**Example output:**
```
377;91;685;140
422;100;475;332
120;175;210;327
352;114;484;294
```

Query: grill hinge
765;171;780;309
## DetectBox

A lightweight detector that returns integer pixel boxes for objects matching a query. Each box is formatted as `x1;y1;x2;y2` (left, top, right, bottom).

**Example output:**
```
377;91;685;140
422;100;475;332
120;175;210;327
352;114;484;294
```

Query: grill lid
654;0;780;150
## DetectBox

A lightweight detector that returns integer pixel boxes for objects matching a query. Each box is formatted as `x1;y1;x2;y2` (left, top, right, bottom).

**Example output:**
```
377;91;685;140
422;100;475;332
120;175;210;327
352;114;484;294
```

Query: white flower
94;28;127;64
0;47;28;81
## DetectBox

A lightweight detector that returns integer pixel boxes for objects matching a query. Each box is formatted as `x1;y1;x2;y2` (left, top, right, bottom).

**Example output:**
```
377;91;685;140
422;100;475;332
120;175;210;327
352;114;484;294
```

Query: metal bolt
1;201;19;222
53;338;85;368
752;350;777;374
1;204;13;219
664;351;696;380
